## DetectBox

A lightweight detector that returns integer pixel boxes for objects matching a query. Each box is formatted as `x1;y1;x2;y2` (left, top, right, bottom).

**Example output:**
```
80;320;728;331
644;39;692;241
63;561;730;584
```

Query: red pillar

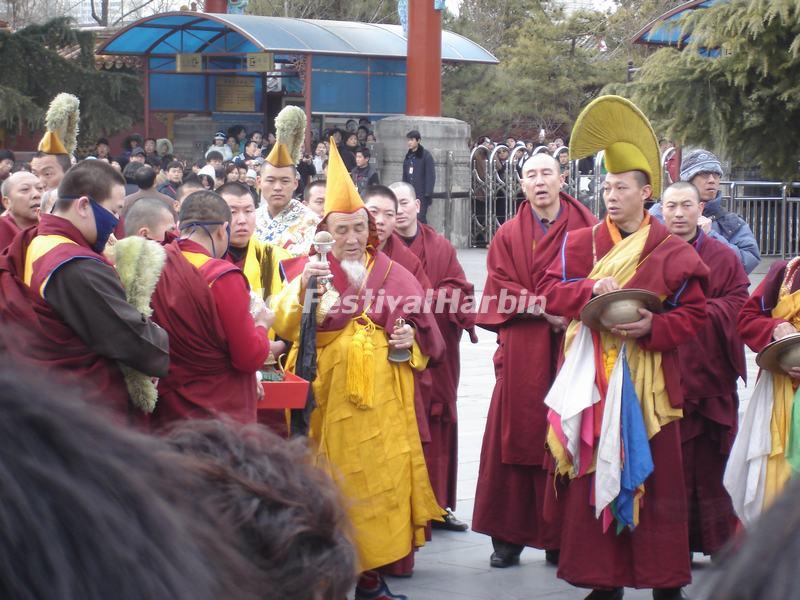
303;54;313;153
204;0;227;13
406;0;441;117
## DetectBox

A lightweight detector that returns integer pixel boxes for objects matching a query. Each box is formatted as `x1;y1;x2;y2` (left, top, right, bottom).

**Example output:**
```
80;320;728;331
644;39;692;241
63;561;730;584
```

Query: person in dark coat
402;130;436;224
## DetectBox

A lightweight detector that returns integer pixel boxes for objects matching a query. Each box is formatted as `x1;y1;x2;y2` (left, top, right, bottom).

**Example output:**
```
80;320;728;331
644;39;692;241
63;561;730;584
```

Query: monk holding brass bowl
580;288;663;334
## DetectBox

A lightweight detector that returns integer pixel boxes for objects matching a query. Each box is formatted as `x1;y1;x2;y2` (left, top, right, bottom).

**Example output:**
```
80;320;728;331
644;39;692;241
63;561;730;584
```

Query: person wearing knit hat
31;93;79;192
538;95;710;600
650;148;760;273
253;106;319;256
272;138;446;600
206;131;233;162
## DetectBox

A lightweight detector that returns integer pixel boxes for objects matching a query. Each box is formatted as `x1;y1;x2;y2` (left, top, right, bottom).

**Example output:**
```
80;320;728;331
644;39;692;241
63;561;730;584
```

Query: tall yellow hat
265;105;308;167
264;142;295;167
322;137;366;218
569;95;661;198
37;93;80;156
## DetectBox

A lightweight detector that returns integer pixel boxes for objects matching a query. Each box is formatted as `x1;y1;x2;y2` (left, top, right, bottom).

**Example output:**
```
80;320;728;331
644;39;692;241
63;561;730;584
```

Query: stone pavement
384;249;775;600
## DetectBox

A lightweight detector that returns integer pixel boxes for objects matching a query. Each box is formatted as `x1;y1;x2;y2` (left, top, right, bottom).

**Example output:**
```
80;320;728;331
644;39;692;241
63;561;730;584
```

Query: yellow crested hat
322;137;366;218
264;142;294;167
569;95;661;198
37;93;80;156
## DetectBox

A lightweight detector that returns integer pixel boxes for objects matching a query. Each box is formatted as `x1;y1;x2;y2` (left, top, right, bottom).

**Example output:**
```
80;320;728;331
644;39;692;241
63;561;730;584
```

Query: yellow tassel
603;343;619;379
346;317;377;409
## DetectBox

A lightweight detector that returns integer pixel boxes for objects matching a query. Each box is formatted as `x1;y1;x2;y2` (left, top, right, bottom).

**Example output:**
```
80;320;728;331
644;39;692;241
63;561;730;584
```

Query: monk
219;180;292;435
661;182;749;558
123;197;176;242
272;142;444;600
391;180;479;532
149;190;273;429
0;160;169;419
733;251;800;524
0;172;43;249
471;153;597;569
539;96;708;600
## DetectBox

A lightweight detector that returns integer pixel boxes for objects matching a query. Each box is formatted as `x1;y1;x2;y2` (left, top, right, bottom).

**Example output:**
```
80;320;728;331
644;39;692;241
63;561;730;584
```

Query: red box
258;371;310;409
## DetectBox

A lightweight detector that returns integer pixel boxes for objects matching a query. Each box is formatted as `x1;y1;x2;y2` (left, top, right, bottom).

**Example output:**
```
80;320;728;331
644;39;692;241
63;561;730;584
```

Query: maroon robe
0;214;21;251
539;215;709;590
404;224;476;511
679;231;749;555
0;216;133;417
150;240;268;428
738;259;797;352
472;194;597;551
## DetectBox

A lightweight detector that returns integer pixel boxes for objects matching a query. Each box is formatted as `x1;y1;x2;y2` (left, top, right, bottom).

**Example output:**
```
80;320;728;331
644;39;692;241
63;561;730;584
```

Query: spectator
402;129;436;224
144;137;158;161
214;165;226;190
158;160;185;200
225;162;240;182
174;177;204;213
366;132;377;143
313;141;327;173
94;138;110;161
0;149;14;182
351;146;379;197
156;138;173;157
122;164;175;217
341;132;359;171
166;420;358;600
250;130;264;152
207;131;233;162
228;124;247;146
122;161;143;195
227;134;239;157
555;146;570;174
357;125;370;145
649;148;761;273
296;151;316;199
197;165;216;190
303;178;326;217
192;159;204;174
206;150;224;168
129;147;146;164
262;132;276;157
234;138;263;169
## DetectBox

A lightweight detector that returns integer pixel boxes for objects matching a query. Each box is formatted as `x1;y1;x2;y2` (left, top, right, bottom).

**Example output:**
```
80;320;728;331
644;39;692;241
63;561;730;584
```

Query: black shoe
431;508;469;532
653;588;688;600
585;589;624;600
545;549;560;566
355;573;407;600
490;551;520;568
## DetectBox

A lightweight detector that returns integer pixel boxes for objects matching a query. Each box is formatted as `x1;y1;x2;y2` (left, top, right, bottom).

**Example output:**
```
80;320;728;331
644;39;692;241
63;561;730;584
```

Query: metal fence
469;148;800;256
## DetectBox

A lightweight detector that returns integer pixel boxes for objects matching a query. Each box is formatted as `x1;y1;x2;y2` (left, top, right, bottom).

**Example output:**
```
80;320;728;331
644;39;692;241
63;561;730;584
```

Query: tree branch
112;0;156;25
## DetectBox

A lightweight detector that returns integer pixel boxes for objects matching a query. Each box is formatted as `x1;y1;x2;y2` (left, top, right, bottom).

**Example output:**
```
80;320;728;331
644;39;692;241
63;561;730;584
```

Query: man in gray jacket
650;149;761;273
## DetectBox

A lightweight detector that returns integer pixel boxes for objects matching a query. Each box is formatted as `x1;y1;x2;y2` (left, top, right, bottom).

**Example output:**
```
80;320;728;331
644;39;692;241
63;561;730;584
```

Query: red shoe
355;571;408;600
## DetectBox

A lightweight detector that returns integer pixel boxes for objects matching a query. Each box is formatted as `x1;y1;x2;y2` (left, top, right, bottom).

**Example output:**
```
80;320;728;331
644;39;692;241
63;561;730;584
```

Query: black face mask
180;220;231;258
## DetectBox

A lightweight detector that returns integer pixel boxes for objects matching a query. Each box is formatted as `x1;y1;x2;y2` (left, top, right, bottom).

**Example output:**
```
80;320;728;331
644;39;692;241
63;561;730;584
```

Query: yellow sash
565;222;681;439
242;238;289;301
23;234;78;297
764;280;800;508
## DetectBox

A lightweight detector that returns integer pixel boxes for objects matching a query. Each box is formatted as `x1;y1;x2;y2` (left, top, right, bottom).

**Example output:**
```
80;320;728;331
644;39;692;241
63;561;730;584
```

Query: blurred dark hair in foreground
0;365;260;600
699;475;800;600
166;419;358;600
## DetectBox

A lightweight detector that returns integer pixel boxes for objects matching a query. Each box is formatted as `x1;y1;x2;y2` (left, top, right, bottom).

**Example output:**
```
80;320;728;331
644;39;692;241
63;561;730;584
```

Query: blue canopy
98;12;498;64
632;0;725;47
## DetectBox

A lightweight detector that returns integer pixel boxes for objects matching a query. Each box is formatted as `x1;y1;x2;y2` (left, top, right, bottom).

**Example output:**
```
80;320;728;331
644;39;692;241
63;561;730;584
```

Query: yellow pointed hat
265;142;295;168
569;95;661;198
37;93;80;155
322;137;366;218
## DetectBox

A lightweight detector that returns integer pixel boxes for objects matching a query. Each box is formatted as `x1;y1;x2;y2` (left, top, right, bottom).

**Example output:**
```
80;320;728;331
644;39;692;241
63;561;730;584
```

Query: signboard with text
215;76;256;112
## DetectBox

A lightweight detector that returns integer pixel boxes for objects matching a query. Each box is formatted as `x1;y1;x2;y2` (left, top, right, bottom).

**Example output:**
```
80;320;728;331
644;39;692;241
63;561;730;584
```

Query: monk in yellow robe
272;140;445;600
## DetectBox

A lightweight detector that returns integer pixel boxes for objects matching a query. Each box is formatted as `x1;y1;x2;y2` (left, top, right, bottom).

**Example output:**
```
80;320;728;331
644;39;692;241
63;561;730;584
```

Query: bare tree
0;0;72;28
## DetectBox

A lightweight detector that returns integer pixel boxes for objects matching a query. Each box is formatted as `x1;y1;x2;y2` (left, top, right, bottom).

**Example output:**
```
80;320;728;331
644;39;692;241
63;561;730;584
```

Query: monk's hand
543;312;568;333
255;375;265;401
301;260;331;291
389;323;415;350
611;308;653;339
698;215;713;234
269;339;287;357
254;304;275;331
592;277;620;296
773;321;798;341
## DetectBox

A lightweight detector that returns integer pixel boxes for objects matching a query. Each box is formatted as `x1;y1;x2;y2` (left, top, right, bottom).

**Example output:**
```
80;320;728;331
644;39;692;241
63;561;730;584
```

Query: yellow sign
176;53;202;73
215;76;256;112
246;53;274;72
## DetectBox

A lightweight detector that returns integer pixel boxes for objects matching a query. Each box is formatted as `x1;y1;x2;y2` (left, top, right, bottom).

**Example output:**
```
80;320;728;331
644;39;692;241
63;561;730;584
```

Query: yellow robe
240;237;291;303
272;275;442;570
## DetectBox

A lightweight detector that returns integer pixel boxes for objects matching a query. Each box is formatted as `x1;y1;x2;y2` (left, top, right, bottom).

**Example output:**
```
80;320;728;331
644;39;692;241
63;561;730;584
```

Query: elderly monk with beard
273;142;445;600
472;152;597;570
0;172;44;250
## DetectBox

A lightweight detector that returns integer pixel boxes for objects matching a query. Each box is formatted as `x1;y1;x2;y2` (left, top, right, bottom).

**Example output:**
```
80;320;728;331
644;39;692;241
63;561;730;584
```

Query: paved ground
383;249;774;600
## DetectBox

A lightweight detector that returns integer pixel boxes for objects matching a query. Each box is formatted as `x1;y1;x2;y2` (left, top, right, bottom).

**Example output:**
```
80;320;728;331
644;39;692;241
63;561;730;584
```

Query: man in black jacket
402;130;436;223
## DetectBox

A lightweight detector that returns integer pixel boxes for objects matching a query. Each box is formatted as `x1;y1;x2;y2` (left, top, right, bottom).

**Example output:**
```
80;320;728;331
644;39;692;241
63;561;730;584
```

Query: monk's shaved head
521;152;560;174
179;190;231;232
124;198;176;239
663;181;700;204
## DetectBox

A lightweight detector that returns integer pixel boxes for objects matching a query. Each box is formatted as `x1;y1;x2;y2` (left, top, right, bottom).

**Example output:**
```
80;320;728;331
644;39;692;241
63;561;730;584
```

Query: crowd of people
0;91;797;600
